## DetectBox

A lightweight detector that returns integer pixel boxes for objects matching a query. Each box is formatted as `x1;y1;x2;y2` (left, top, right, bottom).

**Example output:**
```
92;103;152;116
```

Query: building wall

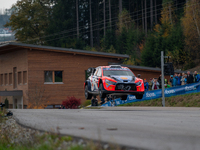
27;50;120;105
129;69;161;80
0;50;28;107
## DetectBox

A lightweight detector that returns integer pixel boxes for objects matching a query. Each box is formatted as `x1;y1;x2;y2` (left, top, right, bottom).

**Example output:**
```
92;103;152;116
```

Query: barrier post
161;51;165;107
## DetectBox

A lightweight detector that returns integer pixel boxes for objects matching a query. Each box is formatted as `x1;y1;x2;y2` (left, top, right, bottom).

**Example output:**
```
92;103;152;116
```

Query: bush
62;96;81;109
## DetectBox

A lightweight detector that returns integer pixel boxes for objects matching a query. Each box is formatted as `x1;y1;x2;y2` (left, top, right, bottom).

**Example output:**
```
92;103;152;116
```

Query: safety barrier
101;82;200;107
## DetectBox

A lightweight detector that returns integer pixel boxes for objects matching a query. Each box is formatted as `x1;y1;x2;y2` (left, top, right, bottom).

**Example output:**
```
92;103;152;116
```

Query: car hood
109;75;135;82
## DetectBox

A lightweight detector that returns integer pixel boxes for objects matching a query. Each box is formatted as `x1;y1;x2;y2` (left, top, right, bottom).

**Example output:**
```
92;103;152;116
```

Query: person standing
148;78;153;90
144;79;149;91
172;73;178;87
186;71;194;84
181;73;187;85
194;71;200;83
177;73;182;86
152;78;159;90
170;75;173;86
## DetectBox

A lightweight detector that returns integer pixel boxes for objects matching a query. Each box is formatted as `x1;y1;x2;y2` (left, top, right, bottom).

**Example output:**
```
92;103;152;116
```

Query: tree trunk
155;0;157;24
193;9;200;37
169;3;172;24
141;0;144;31
137;1;138;28
76;0;79;38
104;0;106;37
97;0;100;46
89;0;93;47
109;0;112;28
150;0;153;30
145;0;147;36
119;0;122;14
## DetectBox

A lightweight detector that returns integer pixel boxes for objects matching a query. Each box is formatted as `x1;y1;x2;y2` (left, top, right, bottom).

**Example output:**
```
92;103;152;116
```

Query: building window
5;73;8;85
55;71;62;82
44;71;53;82
9;73;12;85
23;71;27;84
1;74;3;85
18;72;22;84
44;71;63;83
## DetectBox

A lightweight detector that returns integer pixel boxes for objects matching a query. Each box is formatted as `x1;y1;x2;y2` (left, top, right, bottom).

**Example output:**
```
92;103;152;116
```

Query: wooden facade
0;43;163;108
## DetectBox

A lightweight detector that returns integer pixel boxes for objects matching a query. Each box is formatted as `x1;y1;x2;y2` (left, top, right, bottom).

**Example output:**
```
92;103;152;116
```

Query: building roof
0;42;129;59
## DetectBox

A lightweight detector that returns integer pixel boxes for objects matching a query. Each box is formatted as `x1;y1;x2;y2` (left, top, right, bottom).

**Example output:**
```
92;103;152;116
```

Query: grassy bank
119;92;200;107
0;109;122;150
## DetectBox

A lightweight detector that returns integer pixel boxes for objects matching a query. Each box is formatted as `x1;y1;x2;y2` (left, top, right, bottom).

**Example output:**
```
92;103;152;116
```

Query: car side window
94;68;99;76
97;68;102;77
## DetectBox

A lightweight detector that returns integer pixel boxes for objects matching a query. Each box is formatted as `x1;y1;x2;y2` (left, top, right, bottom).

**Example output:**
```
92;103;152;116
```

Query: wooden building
0;42;162;109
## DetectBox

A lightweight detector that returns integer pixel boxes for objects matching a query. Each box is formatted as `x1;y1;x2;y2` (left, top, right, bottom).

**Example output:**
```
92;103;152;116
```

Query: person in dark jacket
186;71;194;84
177;73;182;86
91;96;98;106
144;79;149;91
194;71;200;83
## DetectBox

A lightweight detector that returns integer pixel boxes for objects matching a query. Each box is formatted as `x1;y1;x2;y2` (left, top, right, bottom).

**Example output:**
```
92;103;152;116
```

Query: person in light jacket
152;78;160;90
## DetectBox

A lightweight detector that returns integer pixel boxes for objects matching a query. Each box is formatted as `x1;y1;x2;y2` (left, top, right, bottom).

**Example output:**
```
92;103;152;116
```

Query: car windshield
103;70;134;76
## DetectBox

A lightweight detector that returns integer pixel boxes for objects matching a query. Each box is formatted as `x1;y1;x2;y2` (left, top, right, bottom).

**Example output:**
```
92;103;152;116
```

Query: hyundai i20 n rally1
84;65;144;100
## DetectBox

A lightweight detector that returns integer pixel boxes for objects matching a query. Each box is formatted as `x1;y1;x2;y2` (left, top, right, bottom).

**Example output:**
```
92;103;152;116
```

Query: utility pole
161;51;165;107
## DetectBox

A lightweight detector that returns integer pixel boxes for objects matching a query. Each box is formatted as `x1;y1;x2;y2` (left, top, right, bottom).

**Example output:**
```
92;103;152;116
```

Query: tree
89;0;93;47
76;0;79;38
5;0;52;44
182;0;200;61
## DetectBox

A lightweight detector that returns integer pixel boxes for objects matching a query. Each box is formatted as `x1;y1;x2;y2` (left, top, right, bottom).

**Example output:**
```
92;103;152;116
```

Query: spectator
186;71;194;84
165;79;168;84
177;73;182;86
158;75;162;88
137;74;141;78
170;75;173;86
144;79;149;91
91;96;98;106
194;71;200;83
152;78;159;90
181;73;187;85
148;78;153;90
172;73;178;87
164;84;171;88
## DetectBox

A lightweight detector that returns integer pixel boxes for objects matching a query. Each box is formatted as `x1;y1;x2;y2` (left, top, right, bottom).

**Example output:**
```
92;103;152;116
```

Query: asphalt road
12;107;200;150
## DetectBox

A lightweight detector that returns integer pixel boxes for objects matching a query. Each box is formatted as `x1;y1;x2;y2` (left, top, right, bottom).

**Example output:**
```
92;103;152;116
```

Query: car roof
100;65;129;69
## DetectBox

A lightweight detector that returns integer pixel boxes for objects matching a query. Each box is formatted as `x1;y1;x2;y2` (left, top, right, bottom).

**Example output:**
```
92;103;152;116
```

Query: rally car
84;65;144;100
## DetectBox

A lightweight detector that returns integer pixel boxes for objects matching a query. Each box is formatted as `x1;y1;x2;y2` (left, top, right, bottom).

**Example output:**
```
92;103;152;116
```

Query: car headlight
105;79;116;85
135;81;142;86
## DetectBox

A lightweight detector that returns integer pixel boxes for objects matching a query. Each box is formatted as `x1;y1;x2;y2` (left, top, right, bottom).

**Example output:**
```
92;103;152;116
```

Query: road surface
12;107;200;150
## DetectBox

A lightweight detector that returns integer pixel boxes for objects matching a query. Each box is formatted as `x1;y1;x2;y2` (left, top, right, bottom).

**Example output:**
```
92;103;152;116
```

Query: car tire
99;83;106;99
85;85;92;100
121;95;127;100
136;94;143;99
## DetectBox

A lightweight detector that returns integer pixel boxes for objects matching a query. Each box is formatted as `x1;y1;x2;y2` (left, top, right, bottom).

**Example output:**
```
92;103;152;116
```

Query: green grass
119;92;200;107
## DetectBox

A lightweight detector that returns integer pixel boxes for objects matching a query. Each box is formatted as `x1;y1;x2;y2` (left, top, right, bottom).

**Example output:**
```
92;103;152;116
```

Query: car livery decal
110;75;133;82
103;68;130;71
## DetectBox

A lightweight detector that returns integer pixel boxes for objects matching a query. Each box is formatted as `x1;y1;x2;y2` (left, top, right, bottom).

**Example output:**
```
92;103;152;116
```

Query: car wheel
85;85;92;99
99;83;106;99
121;95;127;100
136;94;143;99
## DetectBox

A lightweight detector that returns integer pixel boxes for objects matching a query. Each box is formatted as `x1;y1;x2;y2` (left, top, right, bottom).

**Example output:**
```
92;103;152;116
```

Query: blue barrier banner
101;82;200;107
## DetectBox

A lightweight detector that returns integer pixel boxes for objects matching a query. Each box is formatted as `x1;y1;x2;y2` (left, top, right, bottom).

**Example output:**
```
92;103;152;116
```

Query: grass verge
119;92;200;107
0;109;121;150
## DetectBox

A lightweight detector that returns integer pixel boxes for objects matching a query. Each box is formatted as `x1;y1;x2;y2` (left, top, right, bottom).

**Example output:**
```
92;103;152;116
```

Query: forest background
3;0;200;70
